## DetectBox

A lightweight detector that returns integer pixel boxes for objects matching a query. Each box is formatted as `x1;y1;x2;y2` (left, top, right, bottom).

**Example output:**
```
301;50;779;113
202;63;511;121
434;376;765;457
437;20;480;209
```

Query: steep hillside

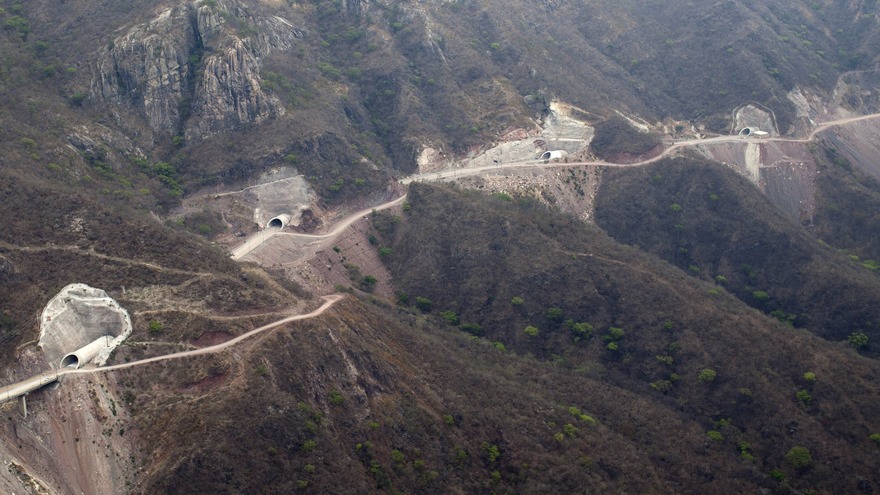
360;183;880;493
118;295;880;494
0;172;307;361
2;0;880;493
2;0;879;216
594;157;880;352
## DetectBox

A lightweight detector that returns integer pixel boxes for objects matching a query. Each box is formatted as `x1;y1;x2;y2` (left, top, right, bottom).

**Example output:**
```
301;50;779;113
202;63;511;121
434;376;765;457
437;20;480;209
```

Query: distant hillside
594;156;880;352
355;182;880;493
1;0;879;215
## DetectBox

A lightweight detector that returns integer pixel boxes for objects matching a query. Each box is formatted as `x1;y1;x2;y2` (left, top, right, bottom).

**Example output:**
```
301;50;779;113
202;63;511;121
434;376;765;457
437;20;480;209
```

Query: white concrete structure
266;213;291;229
738;127;769;137
540;150;569;161
60;336;114;369
39;284;132;368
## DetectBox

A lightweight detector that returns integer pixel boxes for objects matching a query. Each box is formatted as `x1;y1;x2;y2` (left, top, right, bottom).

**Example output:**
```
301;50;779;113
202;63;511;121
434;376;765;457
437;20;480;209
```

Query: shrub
650;380;673;393
847;332;869;349
415;296;432;312
360;275;377;291
148;320;163;334
511;296;524;306
566;320;593;339
796;389;812;404
785;446;812;469
441;311;459;325
546;307;564;322
656;355;674;365
600;327;624;342
869;433;880;444
523;325;539;337
698;368;717;382
803;371;816;382
393;292;409;306
707;430;724;442
484;444;501;463
752;290;770;301
4;15;29;38
329;390;344;405
378;247;392;257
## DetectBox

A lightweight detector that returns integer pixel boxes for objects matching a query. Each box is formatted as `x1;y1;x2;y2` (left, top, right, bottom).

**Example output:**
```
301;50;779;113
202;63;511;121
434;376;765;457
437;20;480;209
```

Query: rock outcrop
91;0;304;139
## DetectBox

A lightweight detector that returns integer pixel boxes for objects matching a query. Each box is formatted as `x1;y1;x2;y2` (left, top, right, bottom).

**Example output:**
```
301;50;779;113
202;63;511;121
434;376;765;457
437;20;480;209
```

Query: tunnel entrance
60;355;79;368
540;151;552;160
739;127;753;136
265;214;291;230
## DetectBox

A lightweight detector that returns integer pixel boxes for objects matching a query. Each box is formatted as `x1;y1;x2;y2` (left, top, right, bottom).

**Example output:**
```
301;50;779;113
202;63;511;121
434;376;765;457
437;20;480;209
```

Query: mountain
1;0;880;494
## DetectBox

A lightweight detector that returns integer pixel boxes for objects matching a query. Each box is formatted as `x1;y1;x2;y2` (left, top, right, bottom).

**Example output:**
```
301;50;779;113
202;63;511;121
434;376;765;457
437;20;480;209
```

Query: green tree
415;297;432;312
523;325;539;337
796;389;812;404
566;320;593;340
360;275;377;291
698;368;717;382
847;332;869;349
148;320;163;335
441;310;459;325
785;446;812;469
511;296;524;306
546;307;564;322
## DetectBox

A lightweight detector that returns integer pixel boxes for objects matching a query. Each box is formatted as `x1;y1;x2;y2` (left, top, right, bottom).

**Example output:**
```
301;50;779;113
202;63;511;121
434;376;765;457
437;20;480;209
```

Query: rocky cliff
91;0;304;139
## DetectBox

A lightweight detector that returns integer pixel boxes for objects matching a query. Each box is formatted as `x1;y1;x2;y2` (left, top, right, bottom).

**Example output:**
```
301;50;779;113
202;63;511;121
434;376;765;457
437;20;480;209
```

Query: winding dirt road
0;295;343;401
231;195;409;260
403;112;880;184
5;111;879;399
69;294;342;374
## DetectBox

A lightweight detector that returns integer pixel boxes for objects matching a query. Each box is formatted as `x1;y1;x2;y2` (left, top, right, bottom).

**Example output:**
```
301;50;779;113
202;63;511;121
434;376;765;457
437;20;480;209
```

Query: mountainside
594;156;880;351
2;0;880;208
2;0;880;494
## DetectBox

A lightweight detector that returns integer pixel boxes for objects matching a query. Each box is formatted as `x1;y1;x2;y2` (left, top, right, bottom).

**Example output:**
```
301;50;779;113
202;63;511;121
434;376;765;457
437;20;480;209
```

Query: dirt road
69;294;343;374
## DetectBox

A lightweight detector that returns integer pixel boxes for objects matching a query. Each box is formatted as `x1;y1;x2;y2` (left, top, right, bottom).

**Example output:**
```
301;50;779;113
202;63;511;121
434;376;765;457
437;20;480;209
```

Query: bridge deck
0;370;62;403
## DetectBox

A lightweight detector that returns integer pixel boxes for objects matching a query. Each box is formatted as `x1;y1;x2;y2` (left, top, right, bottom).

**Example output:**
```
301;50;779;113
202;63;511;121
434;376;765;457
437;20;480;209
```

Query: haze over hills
0;0;880;494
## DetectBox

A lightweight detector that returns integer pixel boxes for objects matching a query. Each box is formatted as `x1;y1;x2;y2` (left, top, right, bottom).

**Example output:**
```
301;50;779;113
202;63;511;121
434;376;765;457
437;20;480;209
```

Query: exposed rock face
92;0;304;139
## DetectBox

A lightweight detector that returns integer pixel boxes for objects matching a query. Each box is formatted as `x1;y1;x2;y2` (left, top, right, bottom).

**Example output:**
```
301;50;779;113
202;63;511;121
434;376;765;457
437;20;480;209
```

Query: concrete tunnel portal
60;335;114;369
266;213;291;230
540;150;568;161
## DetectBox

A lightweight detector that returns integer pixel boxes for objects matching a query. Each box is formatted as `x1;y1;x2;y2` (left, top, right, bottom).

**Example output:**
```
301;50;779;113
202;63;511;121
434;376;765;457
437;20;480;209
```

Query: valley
1;0;880;493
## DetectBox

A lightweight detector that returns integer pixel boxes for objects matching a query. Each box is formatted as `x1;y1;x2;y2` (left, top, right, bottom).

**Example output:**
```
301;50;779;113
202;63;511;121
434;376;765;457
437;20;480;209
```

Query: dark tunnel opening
61;354;79;368
268;218;283;228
